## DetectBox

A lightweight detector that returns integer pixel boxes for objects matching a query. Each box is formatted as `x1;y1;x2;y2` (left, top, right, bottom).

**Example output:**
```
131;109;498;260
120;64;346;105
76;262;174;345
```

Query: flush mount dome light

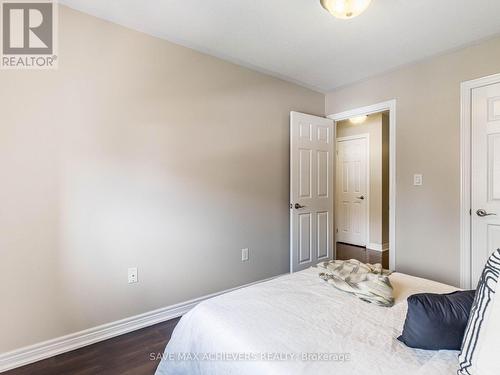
320;0;372;19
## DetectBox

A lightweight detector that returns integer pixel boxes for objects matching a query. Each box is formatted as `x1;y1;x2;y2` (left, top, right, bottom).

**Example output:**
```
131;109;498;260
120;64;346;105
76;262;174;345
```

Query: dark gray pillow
398;290;476;350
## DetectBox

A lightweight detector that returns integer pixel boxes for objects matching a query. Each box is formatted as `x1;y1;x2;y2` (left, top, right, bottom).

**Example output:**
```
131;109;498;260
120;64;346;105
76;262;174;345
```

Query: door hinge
469;208;472;216
336;228;339;233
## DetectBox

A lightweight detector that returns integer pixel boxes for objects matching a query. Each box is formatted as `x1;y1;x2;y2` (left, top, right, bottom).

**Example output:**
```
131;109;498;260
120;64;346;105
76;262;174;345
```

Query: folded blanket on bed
317;259;394;307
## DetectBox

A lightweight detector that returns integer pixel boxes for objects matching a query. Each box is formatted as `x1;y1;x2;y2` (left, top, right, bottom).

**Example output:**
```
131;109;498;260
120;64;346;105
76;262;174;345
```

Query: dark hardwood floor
4;318;180;375
336;242;389;269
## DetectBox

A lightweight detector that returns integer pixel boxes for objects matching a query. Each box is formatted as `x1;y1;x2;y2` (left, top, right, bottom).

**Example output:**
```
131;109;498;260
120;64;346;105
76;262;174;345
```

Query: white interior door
472;82;500;286
290;112;334;272
336;136;368;247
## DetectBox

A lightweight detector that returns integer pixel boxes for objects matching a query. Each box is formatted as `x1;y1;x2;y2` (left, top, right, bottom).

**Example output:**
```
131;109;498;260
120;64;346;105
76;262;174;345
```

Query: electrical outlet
128;267;138;284
413;174;423;186
241;248;249;262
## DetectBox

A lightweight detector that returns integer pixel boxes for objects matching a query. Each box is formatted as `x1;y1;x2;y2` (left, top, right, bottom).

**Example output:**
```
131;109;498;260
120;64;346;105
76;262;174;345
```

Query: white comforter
155;268;460;375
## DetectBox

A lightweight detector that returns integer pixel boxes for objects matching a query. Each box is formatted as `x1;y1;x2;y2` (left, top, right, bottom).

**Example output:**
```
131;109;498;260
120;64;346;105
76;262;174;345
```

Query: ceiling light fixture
320;0;372;19
349;115;368;124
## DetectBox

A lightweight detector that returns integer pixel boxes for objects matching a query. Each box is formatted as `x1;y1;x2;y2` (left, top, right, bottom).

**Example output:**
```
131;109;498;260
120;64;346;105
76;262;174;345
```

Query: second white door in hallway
336;135;369;246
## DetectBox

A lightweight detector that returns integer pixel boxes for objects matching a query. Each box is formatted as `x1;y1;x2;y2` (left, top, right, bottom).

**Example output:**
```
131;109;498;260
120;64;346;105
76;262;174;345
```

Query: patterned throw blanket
317;259;394;307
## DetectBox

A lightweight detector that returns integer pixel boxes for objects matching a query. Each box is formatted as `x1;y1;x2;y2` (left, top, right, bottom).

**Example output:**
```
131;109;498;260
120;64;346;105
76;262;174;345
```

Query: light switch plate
128;267;138;284
241;248;249;262
413;174;423;186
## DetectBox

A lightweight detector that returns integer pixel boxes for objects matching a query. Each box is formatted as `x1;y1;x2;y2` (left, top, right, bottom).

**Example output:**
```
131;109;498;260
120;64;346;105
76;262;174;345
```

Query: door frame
460;73;500;289
327;99;397;270
335;133;371;247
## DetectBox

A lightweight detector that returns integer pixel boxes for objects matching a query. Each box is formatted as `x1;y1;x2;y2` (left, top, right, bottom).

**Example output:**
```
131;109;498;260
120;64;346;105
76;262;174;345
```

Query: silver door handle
357;196;365;200
476;209;497;217
294;203;306;209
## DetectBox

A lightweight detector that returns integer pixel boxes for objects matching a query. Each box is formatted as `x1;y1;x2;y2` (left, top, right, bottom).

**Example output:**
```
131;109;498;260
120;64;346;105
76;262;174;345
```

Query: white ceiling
60;0;500;92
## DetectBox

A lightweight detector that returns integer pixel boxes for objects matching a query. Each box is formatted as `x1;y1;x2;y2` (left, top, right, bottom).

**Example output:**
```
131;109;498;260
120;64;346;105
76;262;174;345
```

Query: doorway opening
289;101;396;273
334;112;389;268
328;100;396;271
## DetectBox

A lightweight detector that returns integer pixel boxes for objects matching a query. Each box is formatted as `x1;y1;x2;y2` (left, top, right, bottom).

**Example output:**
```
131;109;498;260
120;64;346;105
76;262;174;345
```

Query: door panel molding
317;211;329;260
461;72;500;289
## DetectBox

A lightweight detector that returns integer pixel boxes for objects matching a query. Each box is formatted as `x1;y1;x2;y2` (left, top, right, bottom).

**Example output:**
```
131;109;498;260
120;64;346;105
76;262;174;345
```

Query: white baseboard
0;274;283;373
367;242;389;252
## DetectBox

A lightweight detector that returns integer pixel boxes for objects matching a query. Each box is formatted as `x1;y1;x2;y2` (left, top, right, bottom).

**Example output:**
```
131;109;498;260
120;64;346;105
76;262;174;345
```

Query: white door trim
328;99;397;271
336;133;370;247
460;72;500;289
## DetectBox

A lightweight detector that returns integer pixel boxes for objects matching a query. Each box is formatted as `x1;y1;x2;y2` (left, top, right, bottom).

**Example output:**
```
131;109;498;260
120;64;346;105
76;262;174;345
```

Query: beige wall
337;113;389;247
0;6;323;353
326;35;500;286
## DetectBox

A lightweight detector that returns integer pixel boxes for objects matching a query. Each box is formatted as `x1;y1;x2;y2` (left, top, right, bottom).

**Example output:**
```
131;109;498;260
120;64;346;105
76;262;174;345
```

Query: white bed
155;268;460;375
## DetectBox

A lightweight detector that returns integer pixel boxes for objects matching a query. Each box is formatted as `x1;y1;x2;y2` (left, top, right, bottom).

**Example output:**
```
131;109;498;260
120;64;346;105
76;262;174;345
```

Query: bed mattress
155;267;460;375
